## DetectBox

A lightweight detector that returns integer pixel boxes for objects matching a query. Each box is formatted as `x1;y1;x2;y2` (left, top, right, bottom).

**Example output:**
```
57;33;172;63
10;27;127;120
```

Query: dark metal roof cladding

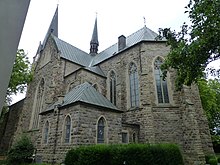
62;82;119;110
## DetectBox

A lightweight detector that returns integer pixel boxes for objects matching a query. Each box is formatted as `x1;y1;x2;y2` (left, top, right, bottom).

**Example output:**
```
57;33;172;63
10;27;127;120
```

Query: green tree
198;79;220;134
7;134;35;164
158;0;220;89
6;49;33;103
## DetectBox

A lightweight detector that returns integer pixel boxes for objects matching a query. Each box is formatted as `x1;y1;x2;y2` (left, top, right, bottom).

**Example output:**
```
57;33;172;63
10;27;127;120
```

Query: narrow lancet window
154;57;169;103
129;63;139;108
64;116;71;143
110;71;116;105
97;117;106;143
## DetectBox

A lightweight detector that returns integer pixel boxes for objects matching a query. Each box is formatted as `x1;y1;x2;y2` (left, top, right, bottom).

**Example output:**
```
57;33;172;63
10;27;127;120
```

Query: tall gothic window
64;116;71;143
110;71;116;105
97;117;106;143
154;57;169;103
43;121;49;144
129;63;139;108
32;78;45;129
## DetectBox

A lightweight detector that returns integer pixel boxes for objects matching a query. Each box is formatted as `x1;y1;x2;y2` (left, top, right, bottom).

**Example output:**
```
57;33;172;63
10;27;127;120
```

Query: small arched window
154;57;169;103
129;63;139;108
64;116;71;143
43;121;49;144
97;117;106;143
110;71;116;105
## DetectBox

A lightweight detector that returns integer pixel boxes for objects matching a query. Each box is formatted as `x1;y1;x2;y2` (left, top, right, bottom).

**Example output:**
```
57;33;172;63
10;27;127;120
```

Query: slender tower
90;17;99;55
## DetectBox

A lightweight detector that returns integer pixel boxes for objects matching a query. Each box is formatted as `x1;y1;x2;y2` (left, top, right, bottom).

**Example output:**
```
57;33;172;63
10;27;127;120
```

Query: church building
5;7;214;164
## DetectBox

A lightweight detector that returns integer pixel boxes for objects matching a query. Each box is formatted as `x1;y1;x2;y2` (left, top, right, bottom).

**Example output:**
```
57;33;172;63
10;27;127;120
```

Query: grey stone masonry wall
36;104;122;163
10;35;214;165
13;36;66;146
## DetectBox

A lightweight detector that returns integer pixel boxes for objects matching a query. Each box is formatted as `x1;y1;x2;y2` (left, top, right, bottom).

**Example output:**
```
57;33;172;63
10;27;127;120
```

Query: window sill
152;104;179;108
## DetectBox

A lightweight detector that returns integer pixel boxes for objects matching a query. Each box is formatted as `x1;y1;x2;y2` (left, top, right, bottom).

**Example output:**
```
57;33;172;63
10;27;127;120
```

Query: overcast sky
14;0;191;103
18;0;190;61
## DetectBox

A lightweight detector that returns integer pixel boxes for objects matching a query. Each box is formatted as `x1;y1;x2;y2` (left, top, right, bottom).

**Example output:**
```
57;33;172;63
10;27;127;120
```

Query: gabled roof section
91;26;166;66
52;35;92;66
62;82;119;110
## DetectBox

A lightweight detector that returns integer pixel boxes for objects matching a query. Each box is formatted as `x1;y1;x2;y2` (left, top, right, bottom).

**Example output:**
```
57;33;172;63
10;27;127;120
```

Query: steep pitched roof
42;6;58;49
52;35;92;66
62;82;119;111
91;26;166;65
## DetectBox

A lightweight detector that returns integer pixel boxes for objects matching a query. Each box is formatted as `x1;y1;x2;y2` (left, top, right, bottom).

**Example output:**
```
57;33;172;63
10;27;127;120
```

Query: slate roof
91;26;166;65
62;82;119;110
52;35;92;66
51;25;164;67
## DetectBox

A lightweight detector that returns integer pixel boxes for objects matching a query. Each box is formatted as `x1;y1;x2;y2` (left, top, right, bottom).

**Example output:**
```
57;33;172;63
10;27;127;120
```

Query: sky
14;0;191;103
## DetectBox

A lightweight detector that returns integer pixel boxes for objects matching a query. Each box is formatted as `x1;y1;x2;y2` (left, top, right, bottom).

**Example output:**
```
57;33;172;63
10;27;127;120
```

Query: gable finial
143;16;146;27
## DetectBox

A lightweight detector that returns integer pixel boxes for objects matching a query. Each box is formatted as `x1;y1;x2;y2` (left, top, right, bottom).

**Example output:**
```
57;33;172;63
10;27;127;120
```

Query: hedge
65;144;184;165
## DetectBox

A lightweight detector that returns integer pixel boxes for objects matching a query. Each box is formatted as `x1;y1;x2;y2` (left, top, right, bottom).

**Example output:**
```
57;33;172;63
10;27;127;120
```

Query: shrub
7;134;35;165
65;144;184;165
208;158;218;165
205;155;218;165
217;156;220;163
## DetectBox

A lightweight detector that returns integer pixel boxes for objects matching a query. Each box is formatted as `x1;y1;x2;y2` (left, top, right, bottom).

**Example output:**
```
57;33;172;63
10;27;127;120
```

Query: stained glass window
64;116;71;143
154;57;169;103
129;63;139;108
97;117;105;143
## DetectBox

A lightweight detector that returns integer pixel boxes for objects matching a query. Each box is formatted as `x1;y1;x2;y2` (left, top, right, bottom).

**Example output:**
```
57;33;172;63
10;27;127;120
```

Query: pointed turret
90;17;99;55
42;6;58;49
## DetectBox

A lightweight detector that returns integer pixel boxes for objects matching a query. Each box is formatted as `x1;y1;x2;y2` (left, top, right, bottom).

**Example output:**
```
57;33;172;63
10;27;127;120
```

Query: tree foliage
6;49;33;103
198;79;220;134
7;134;35;164
158;0;220;89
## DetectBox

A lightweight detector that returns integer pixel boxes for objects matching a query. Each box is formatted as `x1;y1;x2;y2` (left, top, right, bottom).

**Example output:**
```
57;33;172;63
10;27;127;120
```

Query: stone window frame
152;56;172;105
42;120;50;144
62;115;72;144
132;132;137;143
122;130;129;143
127;62;140;109
29;78;45;130
107;69;117;105
96;116;108;144
109;70;117;105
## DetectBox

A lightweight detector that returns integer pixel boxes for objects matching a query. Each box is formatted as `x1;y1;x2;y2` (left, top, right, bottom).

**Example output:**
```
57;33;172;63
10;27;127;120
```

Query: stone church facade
10;7;214;164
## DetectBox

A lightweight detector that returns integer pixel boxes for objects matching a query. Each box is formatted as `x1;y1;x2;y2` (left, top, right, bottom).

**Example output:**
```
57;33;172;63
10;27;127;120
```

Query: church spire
42;6;58;49
90;17;99;55
49;6;58;37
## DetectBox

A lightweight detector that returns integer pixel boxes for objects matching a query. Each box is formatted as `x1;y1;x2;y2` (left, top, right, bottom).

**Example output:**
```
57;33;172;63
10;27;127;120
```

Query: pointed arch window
154;57;169;103
43;121;49;144
32;78;45;129
64;116;71;143
110;71;116;105
129;63;139;108
97;117;106;143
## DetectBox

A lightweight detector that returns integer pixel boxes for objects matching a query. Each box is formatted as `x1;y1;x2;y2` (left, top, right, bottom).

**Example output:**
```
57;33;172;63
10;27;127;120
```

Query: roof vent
118;35;126;51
